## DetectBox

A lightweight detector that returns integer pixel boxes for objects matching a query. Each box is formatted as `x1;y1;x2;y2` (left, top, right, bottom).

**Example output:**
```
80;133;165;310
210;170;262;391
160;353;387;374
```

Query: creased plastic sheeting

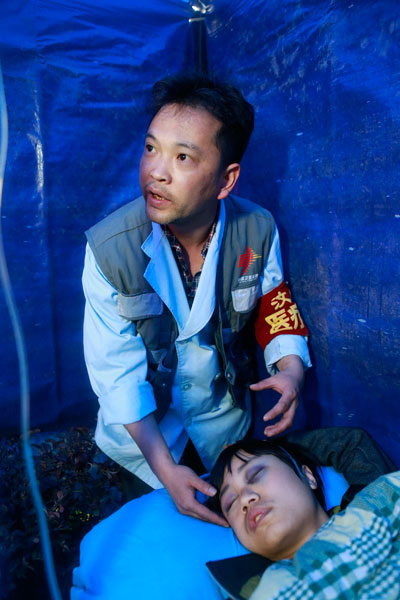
207;0;400;464
1;0;399;467
0;0;192;429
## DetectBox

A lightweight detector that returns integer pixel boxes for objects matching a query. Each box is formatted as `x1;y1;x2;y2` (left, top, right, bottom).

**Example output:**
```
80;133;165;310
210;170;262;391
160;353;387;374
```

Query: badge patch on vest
255;281;309;349
238;246;262;275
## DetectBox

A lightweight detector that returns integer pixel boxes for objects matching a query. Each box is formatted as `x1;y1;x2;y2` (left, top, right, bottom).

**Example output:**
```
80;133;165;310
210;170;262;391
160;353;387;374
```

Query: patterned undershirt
162;217;218;307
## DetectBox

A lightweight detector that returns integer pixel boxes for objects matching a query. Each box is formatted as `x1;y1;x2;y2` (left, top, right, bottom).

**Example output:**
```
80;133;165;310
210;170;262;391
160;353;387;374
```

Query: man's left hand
250;354;305;437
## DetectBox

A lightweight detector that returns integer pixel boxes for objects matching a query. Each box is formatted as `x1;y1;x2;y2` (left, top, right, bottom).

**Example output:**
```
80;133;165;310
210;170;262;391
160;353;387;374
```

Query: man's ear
301;465;318;490
217;163;241;200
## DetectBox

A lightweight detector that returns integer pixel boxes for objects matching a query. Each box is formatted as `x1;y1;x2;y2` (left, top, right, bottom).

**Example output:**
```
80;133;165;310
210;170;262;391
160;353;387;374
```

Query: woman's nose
240;488;259;512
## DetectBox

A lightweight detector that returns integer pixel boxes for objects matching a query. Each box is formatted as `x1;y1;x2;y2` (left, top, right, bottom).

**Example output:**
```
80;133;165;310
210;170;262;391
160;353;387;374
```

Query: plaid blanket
250;471;400;600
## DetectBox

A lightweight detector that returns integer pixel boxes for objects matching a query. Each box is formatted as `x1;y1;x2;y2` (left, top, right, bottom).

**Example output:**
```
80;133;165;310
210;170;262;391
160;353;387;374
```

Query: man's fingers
250;378;275;392
170;471;228;526
190;475;217;497
187;471;217;496
262;393;293;422
184;500;229;527
263;402;297;437
169;465;217;497
254;367;302;437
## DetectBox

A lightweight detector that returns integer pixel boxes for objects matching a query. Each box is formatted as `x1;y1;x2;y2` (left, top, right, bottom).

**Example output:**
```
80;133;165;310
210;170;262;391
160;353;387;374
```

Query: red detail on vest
255;281;309;349
238;246;261;275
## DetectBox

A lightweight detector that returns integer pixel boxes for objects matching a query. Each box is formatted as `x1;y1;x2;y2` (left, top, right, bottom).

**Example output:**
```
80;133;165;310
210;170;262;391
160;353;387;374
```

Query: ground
0;427;124;600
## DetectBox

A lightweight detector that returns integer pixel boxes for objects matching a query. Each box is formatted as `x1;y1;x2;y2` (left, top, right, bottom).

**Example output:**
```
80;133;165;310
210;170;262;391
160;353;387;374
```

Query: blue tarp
0;0;399;463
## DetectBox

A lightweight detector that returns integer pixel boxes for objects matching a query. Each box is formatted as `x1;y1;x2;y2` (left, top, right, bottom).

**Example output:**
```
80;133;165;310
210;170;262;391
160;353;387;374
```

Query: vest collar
179;200;225;340
141;200;226;339
142;223;190;332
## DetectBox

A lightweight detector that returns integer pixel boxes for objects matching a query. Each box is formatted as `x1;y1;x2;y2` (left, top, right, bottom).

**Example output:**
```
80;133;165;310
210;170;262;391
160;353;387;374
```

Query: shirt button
182;383;192;391
214;373;223;382
226;372;233;381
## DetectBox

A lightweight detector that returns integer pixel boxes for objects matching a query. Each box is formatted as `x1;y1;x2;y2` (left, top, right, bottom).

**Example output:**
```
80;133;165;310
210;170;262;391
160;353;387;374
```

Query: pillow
71;488;248;600
71;467;348;600
318;465;349;510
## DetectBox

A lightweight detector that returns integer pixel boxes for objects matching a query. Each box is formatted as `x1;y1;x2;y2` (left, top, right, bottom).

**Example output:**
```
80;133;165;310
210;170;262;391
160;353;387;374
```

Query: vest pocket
231;284;259;313
117;292;163;320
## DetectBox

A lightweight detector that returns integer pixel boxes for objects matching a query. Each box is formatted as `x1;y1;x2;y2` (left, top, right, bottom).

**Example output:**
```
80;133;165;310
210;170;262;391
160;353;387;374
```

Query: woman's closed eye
247;466;265;484
223;467;265;514
224;495;237;515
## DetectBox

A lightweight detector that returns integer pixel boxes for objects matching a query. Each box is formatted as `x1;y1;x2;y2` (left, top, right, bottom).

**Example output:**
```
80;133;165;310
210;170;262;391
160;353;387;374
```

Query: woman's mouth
248;507;272;532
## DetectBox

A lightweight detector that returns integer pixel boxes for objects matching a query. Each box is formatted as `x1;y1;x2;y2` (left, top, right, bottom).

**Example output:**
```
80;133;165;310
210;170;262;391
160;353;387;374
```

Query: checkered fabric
162;219;217;306
250;472;400;600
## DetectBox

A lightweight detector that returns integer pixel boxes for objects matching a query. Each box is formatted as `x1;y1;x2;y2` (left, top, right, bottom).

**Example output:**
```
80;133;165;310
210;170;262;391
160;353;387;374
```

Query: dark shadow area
0;428;124;600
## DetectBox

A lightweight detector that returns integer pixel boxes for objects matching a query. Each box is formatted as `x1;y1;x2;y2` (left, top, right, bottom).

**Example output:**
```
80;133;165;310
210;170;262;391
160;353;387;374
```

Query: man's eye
177;153;188;161
145;144;154;152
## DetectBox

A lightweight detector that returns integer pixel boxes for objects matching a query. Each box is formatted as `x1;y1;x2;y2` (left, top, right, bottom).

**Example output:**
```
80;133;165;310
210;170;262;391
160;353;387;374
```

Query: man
82;73;311;525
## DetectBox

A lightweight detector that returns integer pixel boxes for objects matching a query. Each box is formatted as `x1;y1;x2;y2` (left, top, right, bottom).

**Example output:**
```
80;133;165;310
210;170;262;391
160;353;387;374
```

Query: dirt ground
0;427;124;600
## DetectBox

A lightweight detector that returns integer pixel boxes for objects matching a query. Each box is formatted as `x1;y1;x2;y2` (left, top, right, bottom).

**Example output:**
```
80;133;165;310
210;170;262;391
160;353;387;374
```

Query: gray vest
86;195;275;420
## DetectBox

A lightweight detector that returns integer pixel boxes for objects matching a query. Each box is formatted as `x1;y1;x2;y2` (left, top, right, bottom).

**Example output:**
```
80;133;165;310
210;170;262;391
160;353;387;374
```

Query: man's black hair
151;73;255;167
207;438;325;514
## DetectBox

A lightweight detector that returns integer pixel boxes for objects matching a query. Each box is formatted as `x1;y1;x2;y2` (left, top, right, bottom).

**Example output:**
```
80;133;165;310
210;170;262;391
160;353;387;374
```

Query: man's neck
165;205;220;277
167;205;219;252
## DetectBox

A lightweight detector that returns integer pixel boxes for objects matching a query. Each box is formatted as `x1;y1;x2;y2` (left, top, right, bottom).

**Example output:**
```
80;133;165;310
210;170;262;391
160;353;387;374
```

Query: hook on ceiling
190;0;214;15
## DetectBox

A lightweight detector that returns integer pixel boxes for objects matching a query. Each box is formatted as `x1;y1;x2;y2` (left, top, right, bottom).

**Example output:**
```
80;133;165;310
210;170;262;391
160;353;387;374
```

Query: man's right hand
161;463;228;527
124;415;227;527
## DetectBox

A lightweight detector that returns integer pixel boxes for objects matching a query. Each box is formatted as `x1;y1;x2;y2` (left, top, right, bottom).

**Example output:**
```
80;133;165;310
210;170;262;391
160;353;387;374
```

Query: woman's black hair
150;72;254;167
206;437;326;514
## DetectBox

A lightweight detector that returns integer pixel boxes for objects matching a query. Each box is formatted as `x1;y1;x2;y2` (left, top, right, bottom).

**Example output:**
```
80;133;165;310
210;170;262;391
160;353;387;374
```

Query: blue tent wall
0;0;192;428
207;0;400;462
0;1;399;463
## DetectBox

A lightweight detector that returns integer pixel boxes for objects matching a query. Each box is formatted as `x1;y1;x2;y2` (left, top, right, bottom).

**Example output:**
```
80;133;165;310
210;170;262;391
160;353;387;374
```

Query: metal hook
190;0;214;15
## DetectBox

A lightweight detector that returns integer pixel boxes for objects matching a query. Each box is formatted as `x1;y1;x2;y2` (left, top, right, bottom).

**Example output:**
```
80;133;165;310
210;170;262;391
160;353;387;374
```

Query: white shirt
82;199;311;487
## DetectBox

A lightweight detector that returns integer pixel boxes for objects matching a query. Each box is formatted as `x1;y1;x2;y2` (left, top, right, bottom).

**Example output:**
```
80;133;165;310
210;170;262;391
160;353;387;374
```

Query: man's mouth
151;192;164;201
146;188;171;207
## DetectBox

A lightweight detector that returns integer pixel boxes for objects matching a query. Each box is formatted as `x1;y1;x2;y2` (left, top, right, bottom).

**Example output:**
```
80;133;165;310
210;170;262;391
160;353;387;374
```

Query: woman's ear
301;465;318;490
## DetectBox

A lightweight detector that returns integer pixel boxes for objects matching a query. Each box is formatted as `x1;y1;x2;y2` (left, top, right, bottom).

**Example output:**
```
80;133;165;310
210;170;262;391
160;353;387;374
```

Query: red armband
255;281;309;350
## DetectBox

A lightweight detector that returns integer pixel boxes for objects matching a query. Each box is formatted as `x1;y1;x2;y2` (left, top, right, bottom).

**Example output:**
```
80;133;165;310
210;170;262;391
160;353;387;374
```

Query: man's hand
161;463;228;527
250;354;304;437
124;415;227;527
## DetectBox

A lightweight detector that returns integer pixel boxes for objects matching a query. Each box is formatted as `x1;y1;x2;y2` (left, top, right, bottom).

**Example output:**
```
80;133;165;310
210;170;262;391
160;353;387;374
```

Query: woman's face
219;451;328;560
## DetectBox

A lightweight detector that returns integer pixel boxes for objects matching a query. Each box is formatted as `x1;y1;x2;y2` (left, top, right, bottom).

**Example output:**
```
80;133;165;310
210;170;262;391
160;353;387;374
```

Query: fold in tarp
0;0;399;464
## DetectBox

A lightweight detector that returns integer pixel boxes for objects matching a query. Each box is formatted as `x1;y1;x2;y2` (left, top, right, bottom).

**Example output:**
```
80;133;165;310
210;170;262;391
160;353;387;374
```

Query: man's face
219;452;328;560
139;103;229;231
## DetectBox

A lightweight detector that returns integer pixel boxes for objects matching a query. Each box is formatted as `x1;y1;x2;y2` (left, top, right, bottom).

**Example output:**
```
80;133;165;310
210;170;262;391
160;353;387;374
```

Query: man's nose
240;488;259;512
150;158;171;183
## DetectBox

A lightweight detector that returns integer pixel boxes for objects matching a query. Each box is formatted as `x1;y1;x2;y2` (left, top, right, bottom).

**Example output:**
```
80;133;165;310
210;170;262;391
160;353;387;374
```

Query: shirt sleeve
82;243;157;425
259;227;312;375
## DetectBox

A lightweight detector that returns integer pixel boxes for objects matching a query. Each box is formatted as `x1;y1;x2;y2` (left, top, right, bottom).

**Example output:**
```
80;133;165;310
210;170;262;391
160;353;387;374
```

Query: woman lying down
71;428;399;600
206;437;400;600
